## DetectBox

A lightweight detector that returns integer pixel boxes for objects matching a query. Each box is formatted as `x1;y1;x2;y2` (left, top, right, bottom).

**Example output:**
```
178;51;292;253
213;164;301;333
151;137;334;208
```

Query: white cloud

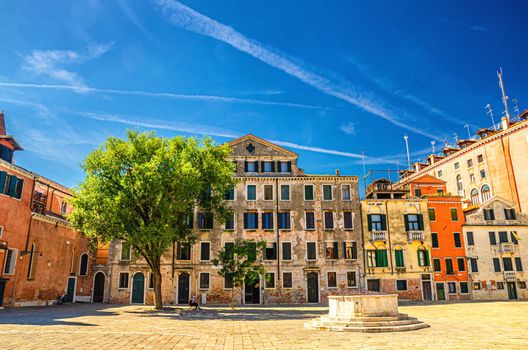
152;0;443;141
470;25;488;32
340;122;355;135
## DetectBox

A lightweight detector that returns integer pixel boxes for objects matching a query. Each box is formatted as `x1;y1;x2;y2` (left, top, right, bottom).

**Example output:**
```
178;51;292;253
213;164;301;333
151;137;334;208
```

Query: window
278;161;291;173
325;241;339;260
519;281;527;289
473;282;481;290
27;244;36;279
306;242;317;260
344;242;357;260
341;185;351;201
433;258;441;272
515;257;523;272
451;208;459;221
262;161;274;173
247;242;257;262
0;172;24;199
278;212;291;230
470;188;479;204
224;187;235;201
343;211;354;229
304;185;314;201
480;170;486;179
448;282;457;294
199;273;210;289
198;212;213;230
503;257;513;271
497;282;505;289
437;170;443;178
347;271;357;287
396;280;408;291
481;185;491;201
367;250;388;267
246;161;257;173
118;272;129;289
504;209;516;220
498;231;508;243
368;214;386;231
456;175;463;192
282;272;293;288
428;208;436;221
457;258;465;271
244;212;258;230
149;273;154;289
454;162;460;170
121;242;131;261
265;272;275;288
0;145;14;163
432;233;439;248
324;211;334;230
305;211;315;230
280;185;290;201
484;209;495;221
264;185;273;201
282;242;292;261
394;249;405;268
61;201;68;214
200;242;210;261
224;212;235;230
327;272;337;288
493;258;501;272
262;212;274;230
404;214;423;231
322;184;332;200
445;259;454;274
414;188;422;197
511;231;519;244
224;274;233;289
467;159;473;168
0;226;3;239
466;232;474;246
470;173;476;183
246;185;256;201
417;249;430;267
453;232;462;248
3;248;17;275
477;154;483;163
469;258;478;273
265;242;277;260
79;253;89;276
488;232;497;245
177;242;191;260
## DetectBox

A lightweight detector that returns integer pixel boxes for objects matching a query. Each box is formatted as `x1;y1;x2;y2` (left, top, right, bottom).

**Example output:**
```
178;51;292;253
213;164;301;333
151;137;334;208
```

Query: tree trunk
153;268;163;310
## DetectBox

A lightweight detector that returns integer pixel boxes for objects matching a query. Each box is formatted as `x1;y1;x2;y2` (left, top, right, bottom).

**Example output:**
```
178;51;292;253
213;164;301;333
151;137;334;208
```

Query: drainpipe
275;176;281;303
359;201;365;291
385;201;394;275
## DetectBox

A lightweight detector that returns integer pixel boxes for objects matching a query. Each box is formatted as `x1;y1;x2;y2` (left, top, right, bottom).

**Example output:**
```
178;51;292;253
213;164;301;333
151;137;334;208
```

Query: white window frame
265;272;276;289
322;184;333;201
226;187;235;202
437;170;443;178
447;281;457;294
281;241;293;261
306;241;317;261
118;272;130;289
467;159;473;168
325;241;338;260
343;211;354;230
454;162;460;170
280;184;290;201
198;272;210;290
0;225;4;239
148;272;154;290
199;241;211;262
341;184;352;201
327;271;338;289
120;242;131;261
263;161;273;173
304;184;315;201
224;211;236;231
346;271;357;288
459;281;470;294
323;211;335;230
246;184;257;201
304;211;316;230
344;241;357;260
282;271;293;289
263;184;274;201
3;248;18;275
396;279;408;291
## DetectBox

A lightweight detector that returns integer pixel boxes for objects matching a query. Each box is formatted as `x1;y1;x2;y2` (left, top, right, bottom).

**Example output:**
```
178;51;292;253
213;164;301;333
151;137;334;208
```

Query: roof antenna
497;67;511;120
513;98;520;118
453;133;459;144
361;150;366;179
431;140;436;154
464;124;471;139
485;104;496;130
403;134;411;170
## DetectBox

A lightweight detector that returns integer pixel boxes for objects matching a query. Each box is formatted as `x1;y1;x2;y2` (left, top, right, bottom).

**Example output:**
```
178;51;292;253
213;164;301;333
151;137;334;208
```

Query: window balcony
370;231;387;241
503;271;516;281
407;231;424;242
499;243;515;254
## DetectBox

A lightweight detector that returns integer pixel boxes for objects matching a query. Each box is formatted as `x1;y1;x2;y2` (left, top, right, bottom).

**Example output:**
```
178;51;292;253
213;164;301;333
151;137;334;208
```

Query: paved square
1;301;527;349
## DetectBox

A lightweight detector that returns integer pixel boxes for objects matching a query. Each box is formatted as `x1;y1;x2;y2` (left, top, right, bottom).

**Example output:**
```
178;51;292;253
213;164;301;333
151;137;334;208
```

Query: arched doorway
92;272;105;303
178;272;190;304
131;273;145;304
306;272;319;303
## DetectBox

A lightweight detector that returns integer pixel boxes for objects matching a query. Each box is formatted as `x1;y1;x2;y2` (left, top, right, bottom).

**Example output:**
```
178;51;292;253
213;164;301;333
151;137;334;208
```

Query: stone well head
328;294;399;318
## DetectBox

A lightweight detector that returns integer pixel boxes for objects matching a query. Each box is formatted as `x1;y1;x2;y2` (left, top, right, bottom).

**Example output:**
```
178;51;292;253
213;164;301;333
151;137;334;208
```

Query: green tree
69;130;235;309
212;238;266;308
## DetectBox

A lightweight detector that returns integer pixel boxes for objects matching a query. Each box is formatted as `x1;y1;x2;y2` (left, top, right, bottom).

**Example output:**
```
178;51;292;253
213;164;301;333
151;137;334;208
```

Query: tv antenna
513;98;520;117
464;124;471;139
453;133;459;144
485;104;496;130
431;140;436;154
497;68;511;119
403;134;411;170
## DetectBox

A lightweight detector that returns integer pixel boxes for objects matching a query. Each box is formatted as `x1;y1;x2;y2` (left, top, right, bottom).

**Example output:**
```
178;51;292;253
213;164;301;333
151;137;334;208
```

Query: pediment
227;134;298;158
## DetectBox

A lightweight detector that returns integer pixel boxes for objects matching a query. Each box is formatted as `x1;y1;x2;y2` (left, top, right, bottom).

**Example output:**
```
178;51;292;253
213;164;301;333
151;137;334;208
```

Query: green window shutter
254;161;259;172
333;241;339;259
271;161;275;172
287;161;292;172
367;215;373;231
380;214;387;230
403;214;409;231
417;214;424;230
244;161;248;172
395;250;404;267
277;161;281;172
260;161;265;172
14;178;24;199
0;171;6;193
7;176;17;197
376;250;388;267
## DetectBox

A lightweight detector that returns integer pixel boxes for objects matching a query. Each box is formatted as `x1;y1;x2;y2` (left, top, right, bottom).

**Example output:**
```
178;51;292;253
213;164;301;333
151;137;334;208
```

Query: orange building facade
409;174;469;300
0;112;93;307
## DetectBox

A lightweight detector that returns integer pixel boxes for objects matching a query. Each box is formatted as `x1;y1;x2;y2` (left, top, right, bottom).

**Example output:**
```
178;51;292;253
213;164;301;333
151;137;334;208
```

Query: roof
227;134;298;157
0;112;23;150
411;173;446;185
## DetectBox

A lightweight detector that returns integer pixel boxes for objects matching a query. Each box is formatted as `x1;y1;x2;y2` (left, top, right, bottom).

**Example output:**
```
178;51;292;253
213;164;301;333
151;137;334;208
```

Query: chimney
335;169;340;176
501;116;509;131
0;111;6;136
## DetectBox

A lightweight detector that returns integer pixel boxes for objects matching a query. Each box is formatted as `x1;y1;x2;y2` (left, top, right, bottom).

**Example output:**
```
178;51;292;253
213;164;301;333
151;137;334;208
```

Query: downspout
500;136;522;212
275;176;281;304
359;201;365;291
24;176;37;253
385;201;394;275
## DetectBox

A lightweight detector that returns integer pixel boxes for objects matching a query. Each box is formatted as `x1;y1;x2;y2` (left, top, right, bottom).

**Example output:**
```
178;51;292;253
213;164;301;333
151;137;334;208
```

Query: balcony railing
370;231;387;241
499;243;515;254
503;271;516;281
408;231;424;242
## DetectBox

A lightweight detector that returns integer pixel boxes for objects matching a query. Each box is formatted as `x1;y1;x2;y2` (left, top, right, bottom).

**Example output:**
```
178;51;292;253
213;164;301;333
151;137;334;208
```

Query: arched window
470;188;480;205
79;253;89;276
456;175;464;193
481;184;491;202
27;243;36;280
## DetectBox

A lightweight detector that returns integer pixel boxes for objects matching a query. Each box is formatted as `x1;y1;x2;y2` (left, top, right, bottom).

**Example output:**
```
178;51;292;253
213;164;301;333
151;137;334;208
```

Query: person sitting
189;295;199;310
57;293;67;305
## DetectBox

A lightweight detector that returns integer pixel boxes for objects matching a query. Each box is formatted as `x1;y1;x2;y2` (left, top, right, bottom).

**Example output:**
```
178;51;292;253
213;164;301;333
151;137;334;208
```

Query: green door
507;282;518;300
436;283;446;301
66;277;76;302
131;273;145;304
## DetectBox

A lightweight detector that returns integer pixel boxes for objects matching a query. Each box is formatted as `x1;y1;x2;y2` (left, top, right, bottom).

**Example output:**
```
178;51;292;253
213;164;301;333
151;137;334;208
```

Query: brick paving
1;301;528;349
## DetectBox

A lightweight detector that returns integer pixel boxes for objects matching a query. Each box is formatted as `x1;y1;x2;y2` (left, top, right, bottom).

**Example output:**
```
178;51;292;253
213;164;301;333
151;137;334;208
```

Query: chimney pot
335;169;340;176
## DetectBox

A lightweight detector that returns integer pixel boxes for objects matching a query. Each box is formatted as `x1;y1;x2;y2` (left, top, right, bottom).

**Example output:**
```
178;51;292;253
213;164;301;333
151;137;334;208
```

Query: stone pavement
1;301;527;349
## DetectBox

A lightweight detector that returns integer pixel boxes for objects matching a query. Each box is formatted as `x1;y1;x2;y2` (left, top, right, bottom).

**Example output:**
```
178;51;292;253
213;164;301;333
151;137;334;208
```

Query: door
178;273;190;304
422;281;433;301
0;278;7;307
507;282;518;300
131;273;145;304
66;277;76;303
92;272;105;303
367;279;380;292
244;277;260;304
307;272;319;303
436;283;446;301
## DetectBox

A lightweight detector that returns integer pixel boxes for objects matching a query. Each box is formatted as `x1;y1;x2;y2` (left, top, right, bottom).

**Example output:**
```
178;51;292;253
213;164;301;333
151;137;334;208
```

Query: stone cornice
235;175;358;182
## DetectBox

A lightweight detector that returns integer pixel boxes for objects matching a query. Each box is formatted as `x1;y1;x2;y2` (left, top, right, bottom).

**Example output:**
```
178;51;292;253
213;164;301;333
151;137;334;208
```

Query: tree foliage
69;130;235;308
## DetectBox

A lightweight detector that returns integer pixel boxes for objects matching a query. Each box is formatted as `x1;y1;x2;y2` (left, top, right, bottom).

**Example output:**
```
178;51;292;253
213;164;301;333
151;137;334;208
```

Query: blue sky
0;0;527;190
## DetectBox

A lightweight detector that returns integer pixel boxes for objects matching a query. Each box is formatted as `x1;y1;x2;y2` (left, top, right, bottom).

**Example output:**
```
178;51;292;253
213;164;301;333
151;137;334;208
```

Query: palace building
97;134;363;305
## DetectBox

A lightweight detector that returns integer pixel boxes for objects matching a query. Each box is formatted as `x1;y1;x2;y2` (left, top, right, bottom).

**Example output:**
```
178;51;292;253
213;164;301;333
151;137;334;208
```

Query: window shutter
277;161;281;172
404;214;409;231
352;242;357;259
424;250;430;266
493;258;501;272
244;213;248;229
273;242;277;260
287;161;292;172
0;171;6;193
488;232;496;245
244;161;248;172
333;241;339;259
367;215;373;231
380;214;387;230
7;176;17;197
417;214;424;230
254;161;259;172
260;161;265;172
511;232;519;244
271;161;275;172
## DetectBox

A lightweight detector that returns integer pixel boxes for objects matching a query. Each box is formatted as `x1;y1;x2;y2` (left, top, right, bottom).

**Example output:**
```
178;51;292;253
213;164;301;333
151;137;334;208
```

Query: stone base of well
306;294;429;333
